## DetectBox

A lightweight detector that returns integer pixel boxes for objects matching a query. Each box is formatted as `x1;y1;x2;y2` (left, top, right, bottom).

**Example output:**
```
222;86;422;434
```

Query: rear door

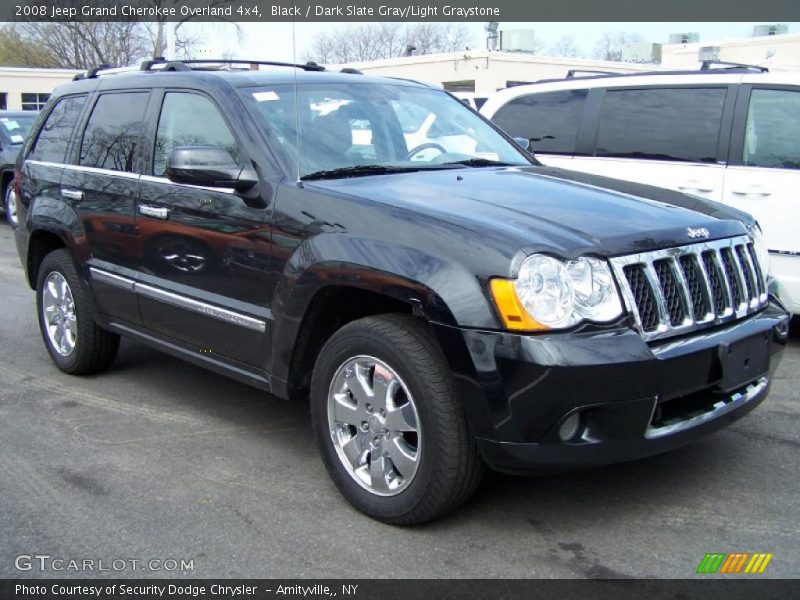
723;84;800;312
61;90;151;325
21;95;87;231
570;85;733;201
135;89;273;368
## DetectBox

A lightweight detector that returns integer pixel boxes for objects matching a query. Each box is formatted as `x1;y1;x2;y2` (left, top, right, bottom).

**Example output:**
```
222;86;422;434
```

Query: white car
481;64;800;315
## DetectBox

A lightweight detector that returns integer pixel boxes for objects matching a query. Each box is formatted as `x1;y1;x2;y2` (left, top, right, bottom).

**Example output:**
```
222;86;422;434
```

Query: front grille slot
701;251;728;315
611;235;767;342
678;255;711;321
623;265;659;332
654;260;686;326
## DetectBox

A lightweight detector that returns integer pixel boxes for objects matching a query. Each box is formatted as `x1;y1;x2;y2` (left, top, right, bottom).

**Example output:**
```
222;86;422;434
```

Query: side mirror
512;137;531;151
166;146;257;191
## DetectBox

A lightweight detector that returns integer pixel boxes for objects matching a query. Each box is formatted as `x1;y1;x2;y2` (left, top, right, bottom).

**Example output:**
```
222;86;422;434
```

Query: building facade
0;67;80;111
333;51;663;95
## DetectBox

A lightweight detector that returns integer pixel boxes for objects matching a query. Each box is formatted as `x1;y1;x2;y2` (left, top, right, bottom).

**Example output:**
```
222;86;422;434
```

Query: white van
481;64;800;315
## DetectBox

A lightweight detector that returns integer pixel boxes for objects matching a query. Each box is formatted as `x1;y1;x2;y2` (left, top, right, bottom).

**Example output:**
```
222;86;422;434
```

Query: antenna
292;4;301;184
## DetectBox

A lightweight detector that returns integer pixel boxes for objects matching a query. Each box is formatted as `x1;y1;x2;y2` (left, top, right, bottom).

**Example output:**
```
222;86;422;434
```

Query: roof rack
565;69;618;79
533;61;770;84
139;58;326;72
700;60;768;73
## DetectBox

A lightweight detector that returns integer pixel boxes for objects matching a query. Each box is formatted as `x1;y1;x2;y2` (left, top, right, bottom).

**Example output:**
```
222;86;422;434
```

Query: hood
307;165;750;257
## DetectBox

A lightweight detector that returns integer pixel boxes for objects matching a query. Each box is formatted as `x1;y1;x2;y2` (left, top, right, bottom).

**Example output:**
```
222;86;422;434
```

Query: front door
135;90;273;367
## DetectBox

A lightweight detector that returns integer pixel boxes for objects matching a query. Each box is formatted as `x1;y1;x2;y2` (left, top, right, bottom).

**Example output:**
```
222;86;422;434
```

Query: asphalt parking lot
1;221;798;579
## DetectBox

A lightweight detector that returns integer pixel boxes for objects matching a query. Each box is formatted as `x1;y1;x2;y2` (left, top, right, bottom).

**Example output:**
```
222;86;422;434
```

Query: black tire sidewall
311;319;454;522
4;184;18;229
35;251;91;372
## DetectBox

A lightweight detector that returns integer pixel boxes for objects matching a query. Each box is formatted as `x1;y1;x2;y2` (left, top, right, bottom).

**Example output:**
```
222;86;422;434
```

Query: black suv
14;59;790;524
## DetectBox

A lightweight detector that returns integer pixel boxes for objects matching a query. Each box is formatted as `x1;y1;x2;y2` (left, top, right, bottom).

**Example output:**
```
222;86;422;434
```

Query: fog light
558;412;581;441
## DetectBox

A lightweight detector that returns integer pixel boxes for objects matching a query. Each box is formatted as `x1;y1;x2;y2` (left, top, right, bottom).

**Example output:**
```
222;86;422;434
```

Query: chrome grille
610;236;768;341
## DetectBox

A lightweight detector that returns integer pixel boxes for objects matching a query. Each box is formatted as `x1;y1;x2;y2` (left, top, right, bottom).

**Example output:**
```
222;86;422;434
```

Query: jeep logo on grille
687;227;710;239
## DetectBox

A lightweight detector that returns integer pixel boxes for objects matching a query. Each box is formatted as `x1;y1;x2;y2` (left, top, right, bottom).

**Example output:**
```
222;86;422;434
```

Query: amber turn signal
489;278;549;332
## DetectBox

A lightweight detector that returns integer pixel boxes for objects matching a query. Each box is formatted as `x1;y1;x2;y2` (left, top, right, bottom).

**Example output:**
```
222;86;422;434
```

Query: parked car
0;110;38;228
481;63;800;315
452;91;489;111
14;59;789;524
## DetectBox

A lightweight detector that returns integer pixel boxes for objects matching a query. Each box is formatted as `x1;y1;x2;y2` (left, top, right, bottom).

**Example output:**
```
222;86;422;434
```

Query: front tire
310;314;484;524
36;249;120;374
4;183;18;229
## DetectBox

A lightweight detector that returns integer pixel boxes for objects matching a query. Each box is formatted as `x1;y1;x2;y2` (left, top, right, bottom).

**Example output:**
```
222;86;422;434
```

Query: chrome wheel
327;355;421;496
5;186;18;227
41;272;77;357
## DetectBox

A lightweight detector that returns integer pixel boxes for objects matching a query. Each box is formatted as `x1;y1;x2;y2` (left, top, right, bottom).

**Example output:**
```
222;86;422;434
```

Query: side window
28;95;86;163
491;90;588;154
744;88;800;170
79;92;150;172
153;92;239;177
596;87;726;163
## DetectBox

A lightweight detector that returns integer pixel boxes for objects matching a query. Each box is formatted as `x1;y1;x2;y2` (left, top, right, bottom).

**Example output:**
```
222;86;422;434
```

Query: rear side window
596;87;727;163
491;90;588;155
28;95;86;163
152;92;239;177
79;92;150;172
744;88;800;170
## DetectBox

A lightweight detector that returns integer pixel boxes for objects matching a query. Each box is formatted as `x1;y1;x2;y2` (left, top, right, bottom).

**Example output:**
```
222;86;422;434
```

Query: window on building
80;92;150;172
442;80;475;93
21;93;50;111
506;81;535;88
28;95;86;163
0;93;7;110
491;90;588;155
743;88;800;170
153;92;240;177
596;87;727;163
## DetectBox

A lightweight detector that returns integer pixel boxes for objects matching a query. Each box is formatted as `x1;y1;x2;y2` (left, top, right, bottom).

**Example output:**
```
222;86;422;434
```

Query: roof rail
74;64;143;80
340;67;363;75
700;60;768;73
566;69;619;79
139;58;326;72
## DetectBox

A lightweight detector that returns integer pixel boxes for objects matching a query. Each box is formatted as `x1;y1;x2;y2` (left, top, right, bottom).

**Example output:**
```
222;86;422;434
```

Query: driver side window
153;92;240;177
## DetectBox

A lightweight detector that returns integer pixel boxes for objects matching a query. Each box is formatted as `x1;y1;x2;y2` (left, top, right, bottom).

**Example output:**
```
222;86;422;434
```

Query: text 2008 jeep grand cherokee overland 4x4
14;59;790;524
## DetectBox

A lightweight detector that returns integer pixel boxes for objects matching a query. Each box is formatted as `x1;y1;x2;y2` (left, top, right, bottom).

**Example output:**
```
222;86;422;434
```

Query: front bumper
435;301;790;474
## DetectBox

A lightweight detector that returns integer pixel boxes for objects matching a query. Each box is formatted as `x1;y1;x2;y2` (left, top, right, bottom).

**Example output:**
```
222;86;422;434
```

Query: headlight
752;225;770;277
490;254;624;331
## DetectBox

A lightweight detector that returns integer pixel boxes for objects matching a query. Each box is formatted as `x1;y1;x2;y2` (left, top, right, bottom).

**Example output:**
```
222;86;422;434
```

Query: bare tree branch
305;23;475;64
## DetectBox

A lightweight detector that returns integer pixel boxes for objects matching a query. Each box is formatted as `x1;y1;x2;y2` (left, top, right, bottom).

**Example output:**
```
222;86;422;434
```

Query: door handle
677;184;714;193
138;204;170;220
731;188;772;197
60;189;83;201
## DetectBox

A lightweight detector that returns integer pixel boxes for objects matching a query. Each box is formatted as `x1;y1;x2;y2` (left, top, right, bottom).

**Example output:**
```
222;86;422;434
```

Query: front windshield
0;115;37;145
241;82;532;178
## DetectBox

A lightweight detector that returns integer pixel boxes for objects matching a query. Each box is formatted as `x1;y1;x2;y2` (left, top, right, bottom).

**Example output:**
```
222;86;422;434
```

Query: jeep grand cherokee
13;59;790;524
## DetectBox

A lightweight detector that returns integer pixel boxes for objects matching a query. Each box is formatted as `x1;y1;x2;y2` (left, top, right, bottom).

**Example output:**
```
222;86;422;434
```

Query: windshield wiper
302;164;457;181
439;158;521;168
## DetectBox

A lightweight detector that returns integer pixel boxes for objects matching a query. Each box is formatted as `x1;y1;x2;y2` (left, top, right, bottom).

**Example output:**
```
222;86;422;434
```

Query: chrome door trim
89;267;135;292
139;174;236;194
89;267;268;333
26;160;141;181
135;282;267;333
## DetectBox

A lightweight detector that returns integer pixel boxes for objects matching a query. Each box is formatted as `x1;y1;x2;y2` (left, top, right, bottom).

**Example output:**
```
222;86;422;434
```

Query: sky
191;21;800;62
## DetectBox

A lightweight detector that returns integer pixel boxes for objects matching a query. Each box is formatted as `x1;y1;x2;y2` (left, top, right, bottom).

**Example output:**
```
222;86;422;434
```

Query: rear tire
4;183;18;229
310;314;484;525
36;249;120;375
